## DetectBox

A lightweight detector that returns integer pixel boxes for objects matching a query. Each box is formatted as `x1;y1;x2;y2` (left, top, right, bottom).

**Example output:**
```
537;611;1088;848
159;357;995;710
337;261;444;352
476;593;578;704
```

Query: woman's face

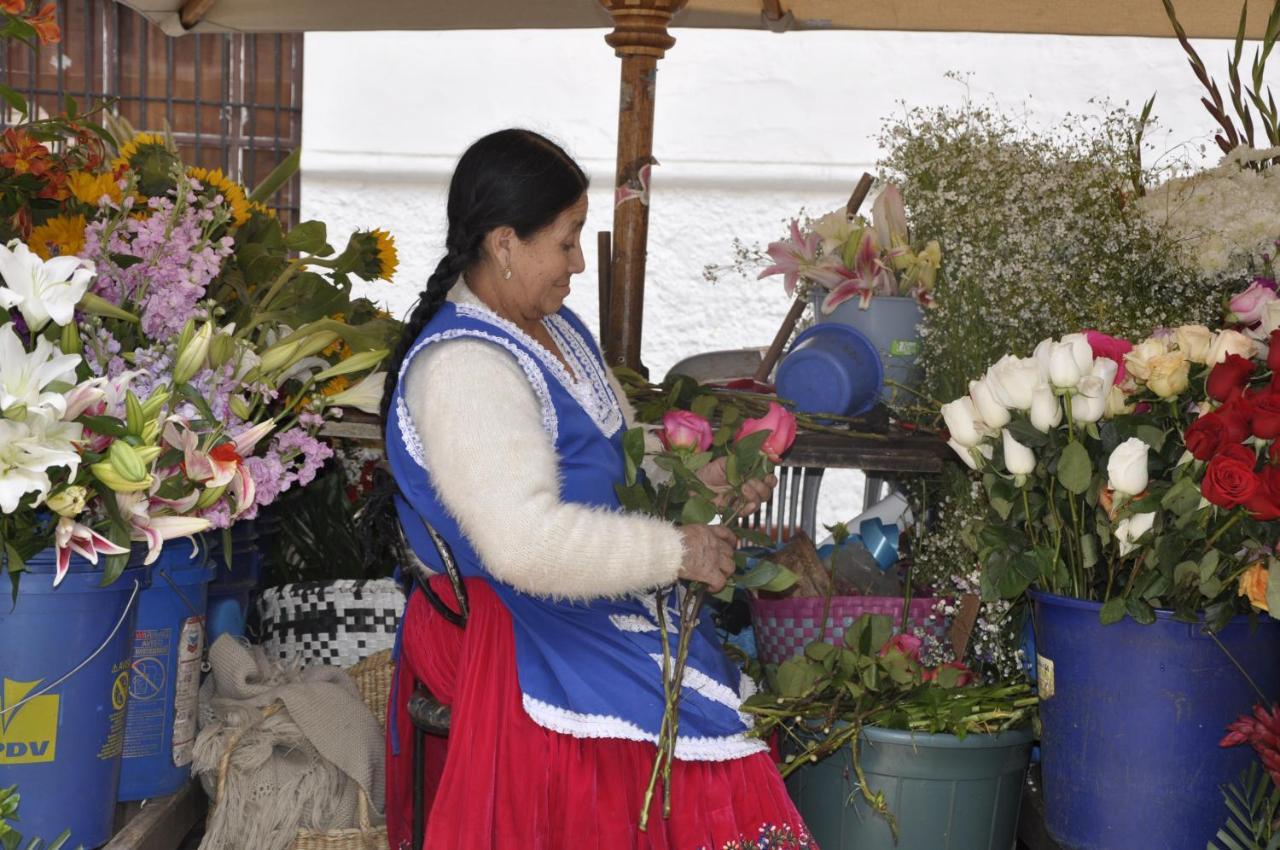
505;193;588;321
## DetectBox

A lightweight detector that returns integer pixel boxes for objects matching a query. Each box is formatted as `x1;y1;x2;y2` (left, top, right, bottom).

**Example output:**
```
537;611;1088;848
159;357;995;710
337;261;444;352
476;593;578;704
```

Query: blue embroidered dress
386;295;765;761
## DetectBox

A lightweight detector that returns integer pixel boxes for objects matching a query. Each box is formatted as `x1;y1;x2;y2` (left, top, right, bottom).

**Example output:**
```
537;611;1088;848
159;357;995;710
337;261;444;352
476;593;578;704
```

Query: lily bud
195;483;228;510
108;441;148;482
46;485;88;517
229;395;252;421
208;332;238;370
90;461;154;492
60;321;82;355
172;322;213;384
125;391;146;437
311;348;389;382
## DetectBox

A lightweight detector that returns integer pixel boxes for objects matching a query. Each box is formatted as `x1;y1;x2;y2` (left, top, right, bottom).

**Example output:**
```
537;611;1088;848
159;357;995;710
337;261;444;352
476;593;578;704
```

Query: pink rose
1230;281;1279;325
879;633;923;662
1085;330;1134;384
733;402;798;462
923;660;976;687
658;410;713;452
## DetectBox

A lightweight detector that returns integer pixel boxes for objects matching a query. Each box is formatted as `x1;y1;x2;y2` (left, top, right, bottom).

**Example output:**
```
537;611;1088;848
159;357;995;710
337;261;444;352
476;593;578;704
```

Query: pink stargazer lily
54;517;129;587
759;219;844;296
164;419;238;487
820;229;894;313
116;491;213;565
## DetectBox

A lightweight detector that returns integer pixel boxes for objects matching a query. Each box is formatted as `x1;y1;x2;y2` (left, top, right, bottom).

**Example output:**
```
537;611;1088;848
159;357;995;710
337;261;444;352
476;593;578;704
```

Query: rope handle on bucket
213;701;374;831
0;578;141;717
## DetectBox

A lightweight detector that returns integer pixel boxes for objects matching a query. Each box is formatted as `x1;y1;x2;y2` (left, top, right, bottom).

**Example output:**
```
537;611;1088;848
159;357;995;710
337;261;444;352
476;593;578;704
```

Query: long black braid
359;129;589;580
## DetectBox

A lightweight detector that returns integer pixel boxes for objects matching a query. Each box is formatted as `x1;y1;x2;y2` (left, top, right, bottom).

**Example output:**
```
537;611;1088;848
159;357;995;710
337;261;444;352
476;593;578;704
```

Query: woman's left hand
696;457;777;519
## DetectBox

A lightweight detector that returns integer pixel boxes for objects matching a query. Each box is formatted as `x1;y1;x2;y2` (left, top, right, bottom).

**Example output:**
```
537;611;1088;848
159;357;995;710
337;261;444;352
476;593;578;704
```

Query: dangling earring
502;267;513;280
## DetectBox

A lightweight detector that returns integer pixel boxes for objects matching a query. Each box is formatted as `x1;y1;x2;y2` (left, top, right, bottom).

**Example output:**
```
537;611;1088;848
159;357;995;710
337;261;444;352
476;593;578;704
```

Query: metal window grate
1;0;303;226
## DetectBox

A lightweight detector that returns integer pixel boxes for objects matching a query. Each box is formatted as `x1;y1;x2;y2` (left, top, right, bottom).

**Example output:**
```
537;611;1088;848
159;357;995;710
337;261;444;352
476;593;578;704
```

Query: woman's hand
678;524;737;592
696;457;778;518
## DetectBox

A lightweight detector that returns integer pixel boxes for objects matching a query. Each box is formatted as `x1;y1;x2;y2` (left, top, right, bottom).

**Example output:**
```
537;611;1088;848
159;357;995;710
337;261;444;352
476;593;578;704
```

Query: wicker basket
211;650;396;850
748;594;946;665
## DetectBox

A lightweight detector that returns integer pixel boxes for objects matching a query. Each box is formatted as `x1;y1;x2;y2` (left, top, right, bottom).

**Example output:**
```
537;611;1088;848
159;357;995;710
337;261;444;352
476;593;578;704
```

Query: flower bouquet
941;293;1280;629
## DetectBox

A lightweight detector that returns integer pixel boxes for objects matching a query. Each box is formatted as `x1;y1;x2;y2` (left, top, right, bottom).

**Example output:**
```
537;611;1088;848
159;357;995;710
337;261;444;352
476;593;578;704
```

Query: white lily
327;371;386;415
0;324;81;421
0;239;95;330
0;417;82;513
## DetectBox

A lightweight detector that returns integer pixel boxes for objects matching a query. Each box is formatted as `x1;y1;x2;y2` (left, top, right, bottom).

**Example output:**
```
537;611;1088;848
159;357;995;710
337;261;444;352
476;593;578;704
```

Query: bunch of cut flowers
941;273;1280;630
755;182;941;314
616;401;799;829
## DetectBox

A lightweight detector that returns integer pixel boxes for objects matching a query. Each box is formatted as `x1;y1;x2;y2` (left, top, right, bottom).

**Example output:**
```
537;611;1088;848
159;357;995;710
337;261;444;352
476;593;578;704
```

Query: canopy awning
116;0;1277;40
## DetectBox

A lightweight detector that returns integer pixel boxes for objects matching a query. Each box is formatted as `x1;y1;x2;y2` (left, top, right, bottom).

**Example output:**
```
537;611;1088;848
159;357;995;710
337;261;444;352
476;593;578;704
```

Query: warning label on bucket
99;658;129;760
171;616;204;767
123;627;172;759
0;679;58;764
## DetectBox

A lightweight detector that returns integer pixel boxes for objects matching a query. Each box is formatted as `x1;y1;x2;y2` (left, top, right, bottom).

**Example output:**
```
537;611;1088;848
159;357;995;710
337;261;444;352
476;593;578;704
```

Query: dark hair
360;130;588;576
378;128;589;423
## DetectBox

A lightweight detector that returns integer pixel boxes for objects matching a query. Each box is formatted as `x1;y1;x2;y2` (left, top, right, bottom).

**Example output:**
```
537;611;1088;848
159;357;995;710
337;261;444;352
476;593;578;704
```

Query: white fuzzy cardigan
401;283;684;600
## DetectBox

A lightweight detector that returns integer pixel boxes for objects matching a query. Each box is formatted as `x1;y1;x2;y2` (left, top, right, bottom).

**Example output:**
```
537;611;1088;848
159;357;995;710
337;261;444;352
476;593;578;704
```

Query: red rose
1254;393;1280;439
1220;443;1258;466
1208;354;1257;403
1202;452;1261;508
1270;329;1280;372
1186;412;1246;461
1245;465;1280;520
1271;441;1280;466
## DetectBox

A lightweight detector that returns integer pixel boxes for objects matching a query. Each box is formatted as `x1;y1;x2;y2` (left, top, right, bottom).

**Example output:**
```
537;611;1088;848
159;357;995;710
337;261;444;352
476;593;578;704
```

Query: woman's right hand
678;524;738;592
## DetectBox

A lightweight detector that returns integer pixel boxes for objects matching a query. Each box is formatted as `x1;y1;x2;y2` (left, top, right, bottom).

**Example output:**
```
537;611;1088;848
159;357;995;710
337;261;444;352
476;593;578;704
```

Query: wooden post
597;230;612;336
598;0;688;370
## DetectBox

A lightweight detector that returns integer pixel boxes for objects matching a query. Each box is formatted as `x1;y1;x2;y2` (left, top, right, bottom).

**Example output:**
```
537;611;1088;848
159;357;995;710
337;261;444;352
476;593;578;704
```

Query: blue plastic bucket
117;540;215;802
814;293;922;406
1031;591;1280;850
776;323;883;417
204;521;262;648
0;548;148;848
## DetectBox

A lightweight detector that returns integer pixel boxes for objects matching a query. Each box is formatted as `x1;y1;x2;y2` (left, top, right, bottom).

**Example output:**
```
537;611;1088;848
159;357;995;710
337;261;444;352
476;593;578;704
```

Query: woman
381;129;814;849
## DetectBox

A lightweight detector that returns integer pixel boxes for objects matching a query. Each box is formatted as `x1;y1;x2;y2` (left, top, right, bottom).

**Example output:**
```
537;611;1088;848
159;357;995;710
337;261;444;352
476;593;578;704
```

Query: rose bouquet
942;284;1280;629
754;182;941;314
616;402;798;828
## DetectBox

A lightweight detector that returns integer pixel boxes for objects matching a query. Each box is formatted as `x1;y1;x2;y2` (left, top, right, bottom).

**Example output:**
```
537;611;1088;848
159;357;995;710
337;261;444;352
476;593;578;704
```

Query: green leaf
0;84;26;118
248;147;301;204
284;220;331;255
680;495;717;525
1161;477;1202;517
79;414;129;438
1201;549;1221;580
1057;441;1093;494
1006;417;1049;448
1100;596;1126;625
1125;596;1156;625
1136;424;1167;453
1080;534;1099;570
690;395;717;420
775;656;822;696
1173;560;1200;586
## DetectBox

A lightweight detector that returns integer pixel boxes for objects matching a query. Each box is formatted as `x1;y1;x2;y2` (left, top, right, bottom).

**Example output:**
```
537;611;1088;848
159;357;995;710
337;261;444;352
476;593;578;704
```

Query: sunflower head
66;170;123;207
338;228;398;282
28;214;87;260
187;166;250;227
113;133;179;197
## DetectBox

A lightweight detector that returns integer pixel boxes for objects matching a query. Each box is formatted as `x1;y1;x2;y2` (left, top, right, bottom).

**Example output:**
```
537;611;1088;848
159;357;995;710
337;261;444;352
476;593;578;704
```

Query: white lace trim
521;694;769;762
610;613;657;633
456;302;623;438
648;653;753;727
397;329;558;470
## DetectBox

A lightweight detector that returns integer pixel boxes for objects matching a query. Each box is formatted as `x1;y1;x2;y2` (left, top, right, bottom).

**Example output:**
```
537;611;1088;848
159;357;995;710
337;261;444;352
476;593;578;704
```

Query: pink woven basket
748;595;946;665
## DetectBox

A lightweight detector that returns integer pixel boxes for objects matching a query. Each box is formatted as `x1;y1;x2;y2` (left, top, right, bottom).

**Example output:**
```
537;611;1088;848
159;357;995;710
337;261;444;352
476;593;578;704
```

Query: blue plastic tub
815;293;923;406
204;521;263;648
117;540;215;801
0;547;148;848
776;323;883;417
1031;590;1280;850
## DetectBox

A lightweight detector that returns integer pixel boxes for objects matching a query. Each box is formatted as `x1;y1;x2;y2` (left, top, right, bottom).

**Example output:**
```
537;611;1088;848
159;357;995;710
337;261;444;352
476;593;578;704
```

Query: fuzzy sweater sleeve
403;339;684;600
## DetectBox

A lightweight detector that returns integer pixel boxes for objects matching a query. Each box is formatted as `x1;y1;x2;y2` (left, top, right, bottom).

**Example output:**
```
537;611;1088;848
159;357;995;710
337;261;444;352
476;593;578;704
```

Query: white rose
1260;303;1280;337
1071;375;1108;424
1104;385;1135;418
948;438;978;470
1049;343;1083;388
986;354;1040;411
1002;429;1036;476
1207;329;1260;365
1125;337;1169;381
1107;437;1150;497
1173;324;1213;363
1090;356;1118;388
1060;333;1096;375
941;396;986;448
1033;338;1056;382
1030;382;1063;433
969;377;1010;429
1115;512;1156;557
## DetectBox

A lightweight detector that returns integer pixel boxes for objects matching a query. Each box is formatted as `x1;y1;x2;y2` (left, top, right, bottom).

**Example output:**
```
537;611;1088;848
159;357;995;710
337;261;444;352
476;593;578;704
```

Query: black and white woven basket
256;579;405;667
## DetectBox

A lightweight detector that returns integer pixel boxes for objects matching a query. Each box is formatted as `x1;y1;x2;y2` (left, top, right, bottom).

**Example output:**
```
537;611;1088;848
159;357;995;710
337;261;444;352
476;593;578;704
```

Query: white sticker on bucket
1037;654;1055;700
171;616;204;767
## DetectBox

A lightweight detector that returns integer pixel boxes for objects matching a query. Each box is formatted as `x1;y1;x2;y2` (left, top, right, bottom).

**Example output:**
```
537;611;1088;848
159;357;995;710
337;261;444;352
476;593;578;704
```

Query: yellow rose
1239;562;1270;613
1124;337;1169;381
1173;324;1213;364
1146;351;1191;398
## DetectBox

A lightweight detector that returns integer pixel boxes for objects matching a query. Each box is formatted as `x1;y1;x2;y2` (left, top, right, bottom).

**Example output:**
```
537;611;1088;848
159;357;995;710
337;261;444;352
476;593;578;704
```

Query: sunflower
28;214;86;260
66;170;123;207
322;375;351;397
112;133;178;196
187;166;250;226
247;200;275;219
341;228;398;282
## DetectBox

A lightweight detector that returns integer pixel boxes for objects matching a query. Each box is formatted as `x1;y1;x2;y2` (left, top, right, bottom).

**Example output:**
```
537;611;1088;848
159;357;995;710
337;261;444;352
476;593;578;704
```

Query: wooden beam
103;781;206;850
599;0;688;370
179;0;218;29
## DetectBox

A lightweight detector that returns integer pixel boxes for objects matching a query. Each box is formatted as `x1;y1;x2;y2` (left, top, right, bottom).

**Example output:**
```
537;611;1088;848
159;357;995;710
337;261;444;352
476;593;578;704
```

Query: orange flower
0;128;52;177
28;3;59;44
1239;562;1270;613
0;0;26;14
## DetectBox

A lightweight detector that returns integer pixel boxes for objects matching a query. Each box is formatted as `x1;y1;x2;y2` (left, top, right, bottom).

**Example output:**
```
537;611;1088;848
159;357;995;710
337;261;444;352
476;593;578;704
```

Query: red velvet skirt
384;577;816;850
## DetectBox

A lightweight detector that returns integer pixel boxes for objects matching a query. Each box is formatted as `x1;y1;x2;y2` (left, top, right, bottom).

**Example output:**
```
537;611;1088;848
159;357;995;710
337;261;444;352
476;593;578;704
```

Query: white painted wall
301;26;1229;530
